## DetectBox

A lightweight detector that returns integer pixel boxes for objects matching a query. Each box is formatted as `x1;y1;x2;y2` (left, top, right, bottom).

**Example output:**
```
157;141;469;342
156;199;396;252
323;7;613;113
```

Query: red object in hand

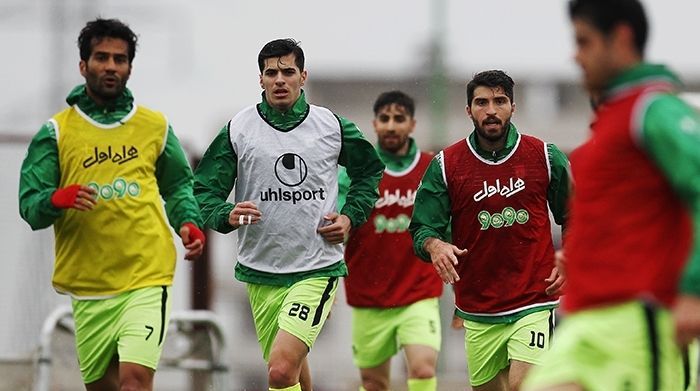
50;184;82;209
183;222;206;245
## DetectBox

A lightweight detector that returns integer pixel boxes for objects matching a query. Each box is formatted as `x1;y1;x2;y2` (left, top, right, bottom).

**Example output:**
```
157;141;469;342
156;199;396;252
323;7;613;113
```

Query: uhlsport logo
261;152;326;204
274;153;307;187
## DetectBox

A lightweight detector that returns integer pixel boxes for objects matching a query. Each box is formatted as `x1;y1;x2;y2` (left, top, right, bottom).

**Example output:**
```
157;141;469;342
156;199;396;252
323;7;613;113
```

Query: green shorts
522;301;682;391
71;286;172;384
465;308;554;386
247;277;338;361
351;297;441;368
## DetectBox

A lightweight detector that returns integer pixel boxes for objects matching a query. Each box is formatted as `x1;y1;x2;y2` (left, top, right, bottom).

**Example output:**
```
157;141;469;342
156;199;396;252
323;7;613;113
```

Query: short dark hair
258;39;305;72
568;0;648;56
373;90;415;117
78;18;138;63
466;70;515;106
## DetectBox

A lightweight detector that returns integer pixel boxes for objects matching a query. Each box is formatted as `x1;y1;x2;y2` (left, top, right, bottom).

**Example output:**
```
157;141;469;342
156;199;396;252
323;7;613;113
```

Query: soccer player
18;18;205;391
410;70;571;391
339;91;443;391
193;39;384;391
523;0;700;390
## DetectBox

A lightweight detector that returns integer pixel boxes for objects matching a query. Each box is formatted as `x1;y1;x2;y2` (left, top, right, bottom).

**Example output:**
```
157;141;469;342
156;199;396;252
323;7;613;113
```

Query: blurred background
2;0;700;389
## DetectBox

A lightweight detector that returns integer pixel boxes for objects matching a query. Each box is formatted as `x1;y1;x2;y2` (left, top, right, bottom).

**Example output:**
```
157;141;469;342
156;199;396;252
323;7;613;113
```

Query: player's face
260;53;307;111
79;37;131;105
373;103;415;155
467;86;514;143
573;19;618;96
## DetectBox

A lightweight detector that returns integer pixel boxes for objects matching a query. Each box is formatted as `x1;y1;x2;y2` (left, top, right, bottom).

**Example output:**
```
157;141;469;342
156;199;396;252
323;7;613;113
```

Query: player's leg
403;345;438;391
270;276;340;390
359;360;392;391
522;301;683;391
507;309;555;390
352;306;401;391
508;360;533;391
464;319;510;391
118;363;154;390
246;282;296;389
299;357;311;391
85;355;119;391
268;330;308;390
116;286;172;391
523;385;582;391
72;296;120;389
398;298;442;391
472;369;509;391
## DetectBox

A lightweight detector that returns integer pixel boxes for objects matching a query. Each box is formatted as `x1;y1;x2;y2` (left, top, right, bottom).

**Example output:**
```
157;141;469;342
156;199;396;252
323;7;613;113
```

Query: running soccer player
193;39;384;391
410;70;571;391
18;18;205;390
523;1;700;390
340;91;443;391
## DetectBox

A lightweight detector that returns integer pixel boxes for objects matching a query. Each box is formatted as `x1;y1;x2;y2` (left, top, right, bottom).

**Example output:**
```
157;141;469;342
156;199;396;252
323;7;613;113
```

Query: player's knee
268;359;298;386
119;363;153;391
361;373;390;391
407;357;437;379
119;384;148;391
120;377;151;391
509;377;524;391
408;362;436;379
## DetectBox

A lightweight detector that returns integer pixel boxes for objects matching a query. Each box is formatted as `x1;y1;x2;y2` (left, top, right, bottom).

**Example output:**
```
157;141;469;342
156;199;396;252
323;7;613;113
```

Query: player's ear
465;105;473;119
612;23;637;55
79;60;87;77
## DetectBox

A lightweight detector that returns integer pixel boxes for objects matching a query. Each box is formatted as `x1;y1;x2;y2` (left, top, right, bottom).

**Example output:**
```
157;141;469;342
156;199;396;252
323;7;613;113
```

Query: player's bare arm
317;212;351;244
424;237;466;284
228;200;262;228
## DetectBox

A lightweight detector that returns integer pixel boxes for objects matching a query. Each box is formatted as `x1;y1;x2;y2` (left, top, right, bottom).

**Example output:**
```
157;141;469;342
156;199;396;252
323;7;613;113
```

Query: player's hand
425;238;466;284
554;249;566;275
50;184;97;211
451;314;464;330
180;222;206;261
544;266;565;296
317;213;351;244
545;250;567;296
228;201;262;228
673;295;700;346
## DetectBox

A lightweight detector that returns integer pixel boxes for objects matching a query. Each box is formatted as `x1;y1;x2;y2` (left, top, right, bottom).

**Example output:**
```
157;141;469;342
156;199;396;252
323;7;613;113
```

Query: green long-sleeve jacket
194;91;384;286
410;124;571;261
19;85;202;232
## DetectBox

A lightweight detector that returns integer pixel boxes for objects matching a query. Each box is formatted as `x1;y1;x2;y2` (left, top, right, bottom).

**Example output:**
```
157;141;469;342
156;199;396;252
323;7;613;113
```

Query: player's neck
392;142;411;157
476;135;506;153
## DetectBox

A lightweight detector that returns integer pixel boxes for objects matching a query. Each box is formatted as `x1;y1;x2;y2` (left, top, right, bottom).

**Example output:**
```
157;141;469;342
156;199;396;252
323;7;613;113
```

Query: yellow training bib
51;104;176;298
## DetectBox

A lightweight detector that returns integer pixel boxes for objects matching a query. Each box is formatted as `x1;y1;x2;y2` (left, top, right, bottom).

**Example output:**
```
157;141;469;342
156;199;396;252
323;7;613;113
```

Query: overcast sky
1;0;698;152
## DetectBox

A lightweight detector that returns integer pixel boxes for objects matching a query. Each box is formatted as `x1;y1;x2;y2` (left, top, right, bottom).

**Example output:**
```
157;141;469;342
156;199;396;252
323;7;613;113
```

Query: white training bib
229;104;344;273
